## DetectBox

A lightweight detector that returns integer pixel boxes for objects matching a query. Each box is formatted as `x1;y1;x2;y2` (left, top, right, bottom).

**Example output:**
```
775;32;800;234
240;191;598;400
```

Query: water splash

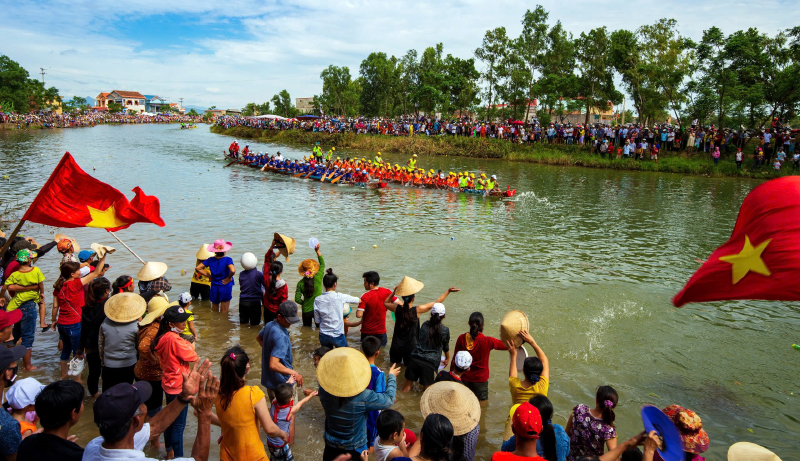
564;300;649;362
507;191;556;209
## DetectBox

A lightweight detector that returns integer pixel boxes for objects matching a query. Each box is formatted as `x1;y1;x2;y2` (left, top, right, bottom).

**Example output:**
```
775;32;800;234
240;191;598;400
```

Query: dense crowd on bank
215;114;800;168
0;232;784;461
0;112;203;129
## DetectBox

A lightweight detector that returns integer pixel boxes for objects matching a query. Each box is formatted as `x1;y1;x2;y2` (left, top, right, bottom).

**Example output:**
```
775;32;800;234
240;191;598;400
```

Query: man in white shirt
82;360;218;461
313;271;362;349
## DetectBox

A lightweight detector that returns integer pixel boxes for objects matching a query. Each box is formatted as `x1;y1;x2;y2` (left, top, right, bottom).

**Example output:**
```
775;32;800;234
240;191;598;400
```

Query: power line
47;68;320;85
40;67;46;86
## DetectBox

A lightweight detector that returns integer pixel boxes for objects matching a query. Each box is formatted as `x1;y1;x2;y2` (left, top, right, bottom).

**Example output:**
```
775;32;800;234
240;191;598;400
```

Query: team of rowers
226;140;508;194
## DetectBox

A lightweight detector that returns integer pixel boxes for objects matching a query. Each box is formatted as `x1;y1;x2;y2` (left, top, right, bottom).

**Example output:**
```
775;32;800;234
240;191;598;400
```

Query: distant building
143;95;167;113
205;109;225;117
107;90;146;113
225;108;241;116
169;102;185;114
488;100;538;121
95;92;110;108
295;97;314;114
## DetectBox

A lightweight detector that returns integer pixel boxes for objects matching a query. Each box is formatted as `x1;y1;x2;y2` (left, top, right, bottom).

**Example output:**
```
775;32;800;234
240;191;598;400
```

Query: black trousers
323;445;363;461
263;308;277;325
86;351;102;395
239;299;262;326
190;282;210;300
102;365;136;392
302;310;315;327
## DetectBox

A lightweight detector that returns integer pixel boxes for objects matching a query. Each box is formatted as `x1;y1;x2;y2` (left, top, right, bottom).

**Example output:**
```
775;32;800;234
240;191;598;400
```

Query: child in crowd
435;350;471;383
3;249;46;370
178;292;196;342
650;143;659;163
373;409;410;461
268;382;318;461
303;346;330;396
239;252;265;326
6;377;45;438
362;336;386;448
565;386;618;461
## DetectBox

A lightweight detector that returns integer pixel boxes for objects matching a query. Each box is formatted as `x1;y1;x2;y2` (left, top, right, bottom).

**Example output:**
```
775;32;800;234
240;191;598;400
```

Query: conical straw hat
54;233;80;252
140;294;172;326
137;261;168;282
500;310;529;348
316;347;371;397
195;244;214;261
90;243;116;258
728;442;782;461
395;276;424;297
274;233;296;262
105;293;147;323
420;381;481;435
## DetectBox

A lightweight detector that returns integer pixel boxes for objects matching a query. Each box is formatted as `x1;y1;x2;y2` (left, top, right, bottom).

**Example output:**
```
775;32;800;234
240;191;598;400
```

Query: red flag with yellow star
22;152;165;232
673;176;800;307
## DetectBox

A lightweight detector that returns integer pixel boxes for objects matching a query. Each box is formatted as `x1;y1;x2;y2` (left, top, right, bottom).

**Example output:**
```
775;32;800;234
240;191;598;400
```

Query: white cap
491;175;497;179
431;303;445;316
179;292;192;305
6;377;45;409
80;266;91;277
454;351;473;369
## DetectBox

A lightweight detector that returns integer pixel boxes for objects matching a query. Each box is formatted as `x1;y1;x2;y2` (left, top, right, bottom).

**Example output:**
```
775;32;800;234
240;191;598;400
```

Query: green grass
210;125;794;179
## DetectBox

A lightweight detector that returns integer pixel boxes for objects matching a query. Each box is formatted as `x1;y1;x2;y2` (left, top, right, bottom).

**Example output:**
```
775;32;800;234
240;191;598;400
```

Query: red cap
403;428;417;448
0;309;23;330
512;402;543;439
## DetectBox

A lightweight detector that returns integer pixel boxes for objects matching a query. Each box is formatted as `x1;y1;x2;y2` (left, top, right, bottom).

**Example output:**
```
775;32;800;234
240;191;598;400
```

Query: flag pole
108;231;146;265
0;220;27;260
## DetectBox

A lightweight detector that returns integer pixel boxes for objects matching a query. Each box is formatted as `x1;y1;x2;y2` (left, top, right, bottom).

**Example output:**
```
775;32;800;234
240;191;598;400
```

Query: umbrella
331;118;339;122
297;115;319;119
508;120;525;125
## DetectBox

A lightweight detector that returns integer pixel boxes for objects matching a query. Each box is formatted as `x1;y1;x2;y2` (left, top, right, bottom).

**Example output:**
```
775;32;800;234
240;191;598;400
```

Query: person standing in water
196;239;236;313
295;244;324;327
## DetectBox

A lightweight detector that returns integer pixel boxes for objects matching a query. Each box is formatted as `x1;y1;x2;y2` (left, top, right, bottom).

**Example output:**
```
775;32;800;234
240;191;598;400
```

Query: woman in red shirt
451;312;507;402
52;255;106;378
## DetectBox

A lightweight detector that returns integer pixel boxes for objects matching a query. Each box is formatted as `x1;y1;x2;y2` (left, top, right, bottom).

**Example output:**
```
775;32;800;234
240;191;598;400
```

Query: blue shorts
209;283;233;304
319;332;347;349
18;301;37;350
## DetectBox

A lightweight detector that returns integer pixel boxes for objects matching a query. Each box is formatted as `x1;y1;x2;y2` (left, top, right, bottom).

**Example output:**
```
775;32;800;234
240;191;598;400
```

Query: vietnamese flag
672;176;800;307
22;152;165;232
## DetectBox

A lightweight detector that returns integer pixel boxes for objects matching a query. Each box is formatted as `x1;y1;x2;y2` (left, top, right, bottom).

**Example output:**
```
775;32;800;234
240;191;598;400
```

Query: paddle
224;160;237;168
293;171;307;178
320;171;329;182
303;170;314;179
331;174;345;184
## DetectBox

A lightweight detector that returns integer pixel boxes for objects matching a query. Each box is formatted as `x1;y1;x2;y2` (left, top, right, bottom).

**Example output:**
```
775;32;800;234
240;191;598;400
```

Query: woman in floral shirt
564;385;618;460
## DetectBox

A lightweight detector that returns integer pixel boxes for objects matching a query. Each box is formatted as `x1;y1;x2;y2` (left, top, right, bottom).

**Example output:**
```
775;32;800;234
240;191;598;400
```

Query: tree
107;101;123;113
475;27;509;118
575;27;621;125
519;6;550;121
242;102;258;116
63;96;89;113
187;108;199;116
0;55;32;113
538;21;577;122
441;54;480;116
414;44;446;115
496;37;531;120
271;90;295;118
359;52;397;117
320;65;356;116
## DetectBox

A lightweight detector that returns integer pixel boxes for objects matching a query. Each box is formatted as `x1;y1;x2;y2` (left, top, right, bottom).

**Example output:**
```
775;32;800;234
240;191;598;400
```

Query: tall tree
359;52;397;117
475;27;509;118
497;38;531;120
538;20;577;122
518;6;549;121
320;65;354;116
271;90;294;117
575;27;621;125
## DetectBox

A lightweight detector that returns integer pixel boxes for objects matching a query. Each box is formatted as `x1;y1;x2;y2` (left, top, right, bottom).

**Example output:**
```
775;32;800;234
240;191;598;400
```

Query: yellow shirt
508;375;549;405
3;267;44;311
182;310;194;336
214;386;268;461
191;259;211;286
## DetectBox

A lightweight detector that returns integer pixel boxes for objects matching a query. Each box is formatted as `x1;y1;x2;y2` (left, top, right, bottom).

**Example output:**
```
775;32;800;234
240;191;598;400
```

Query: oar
224;160;237;168
293;171;307;178
331;174;345;184
320;171;329;182
303;170;314;179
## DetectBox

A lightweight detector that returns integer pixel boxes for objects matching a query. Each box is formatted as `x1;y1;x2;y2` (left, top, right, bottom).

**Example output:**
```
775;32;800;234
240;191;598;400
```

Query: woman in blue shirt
196;239;236;313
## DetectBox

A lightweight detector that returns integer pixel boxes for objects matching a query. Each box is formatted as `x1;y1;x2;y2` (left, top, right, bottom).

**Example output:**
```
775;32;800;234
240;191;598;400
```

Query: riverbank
210;125;790;179
1;121;205;130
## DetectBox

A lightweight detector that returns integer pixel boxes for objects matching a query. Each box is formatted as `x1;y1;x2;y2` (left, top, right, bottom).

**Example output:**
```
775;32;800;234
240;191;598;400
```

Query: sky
2;0;798;110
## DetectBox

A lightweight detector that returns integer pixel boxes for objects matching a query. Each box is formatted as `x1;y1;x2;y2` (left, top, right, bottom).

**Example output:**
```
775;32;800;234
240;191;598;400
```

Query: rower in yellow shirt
476;173;487;190
407;154;417;170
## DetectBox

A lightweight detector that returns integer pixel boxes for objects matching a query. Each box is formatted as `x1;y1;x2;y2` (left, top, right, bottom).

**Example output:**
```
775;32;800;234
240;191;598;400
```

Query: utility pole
40;68;46;87
179;97;184;111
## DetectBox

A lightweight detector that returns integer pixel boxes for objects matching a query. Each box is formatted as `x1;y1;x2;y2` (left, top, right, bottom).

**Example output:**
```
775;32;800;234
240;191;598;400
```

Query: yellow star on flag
86;205;128;229
718;235;771;284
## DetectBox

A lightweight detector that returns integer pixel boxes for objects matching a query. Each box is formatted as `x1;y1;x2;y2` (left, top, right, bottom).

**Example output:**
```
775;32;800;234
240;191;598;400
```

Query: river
0;124;796;460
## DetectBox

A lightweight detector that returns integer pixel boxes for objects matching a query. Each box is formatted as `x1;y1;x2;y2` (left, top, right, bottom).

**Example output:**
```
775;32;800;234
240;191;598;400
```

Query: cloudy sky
3;0;797;110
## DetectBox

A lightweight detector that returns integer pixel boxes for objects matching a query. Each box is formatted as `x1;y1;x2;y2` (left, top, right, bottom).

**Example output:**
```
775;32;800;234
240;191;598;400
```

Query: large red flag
22;152;165;232
672;176;800;307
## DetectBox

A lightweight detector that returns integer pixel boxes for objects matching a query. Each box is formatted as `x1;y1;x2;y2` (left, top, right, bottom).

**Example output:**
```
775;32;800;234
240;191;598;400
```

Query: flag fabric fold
22;152;165;232
672;176;800;307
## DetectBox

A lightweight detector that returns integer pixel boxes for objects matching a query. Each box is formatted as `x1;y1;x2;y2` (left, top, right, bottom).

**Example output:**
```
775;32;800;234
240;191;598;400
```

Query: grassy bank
210;125;789;179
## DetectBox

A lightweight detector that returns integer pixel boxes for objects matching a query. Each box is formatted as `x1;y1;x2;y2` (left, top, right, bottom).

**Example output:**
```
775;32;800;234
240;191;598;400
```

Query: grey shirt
100;318;139;368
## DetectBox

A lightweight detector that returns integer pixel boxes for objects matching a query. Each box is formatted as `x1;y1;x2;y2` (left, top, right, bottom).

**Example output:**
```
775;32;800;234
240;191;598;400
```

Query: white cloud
2;0;798;109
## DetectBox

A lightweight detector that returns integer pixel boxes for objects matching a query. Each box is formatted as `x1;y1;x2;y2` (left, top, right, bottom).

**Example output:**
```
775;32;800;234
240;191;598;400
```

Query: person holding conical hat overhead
195;239;236;313
383;277;459;368
190;244;213;301
295;243;324;327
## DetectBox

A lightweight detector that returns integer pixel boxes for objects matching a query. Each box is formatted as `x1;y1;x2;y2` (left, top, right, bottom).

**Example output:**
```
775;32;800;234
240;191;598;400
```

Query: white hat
179;292;192;305
241;252;257;270
6;377;45;409
454;351;473;369
80;266;91;277
491;175;497;179
431;303;445;316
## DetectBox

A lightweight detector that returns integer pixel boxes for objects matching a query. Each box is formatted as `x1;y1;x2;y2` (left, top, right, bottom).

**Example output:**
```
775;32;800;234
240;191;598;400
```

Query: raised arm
384;287;401;311
598;433;645;461
417;287;460;314
520;330;548;381
80;254;107;285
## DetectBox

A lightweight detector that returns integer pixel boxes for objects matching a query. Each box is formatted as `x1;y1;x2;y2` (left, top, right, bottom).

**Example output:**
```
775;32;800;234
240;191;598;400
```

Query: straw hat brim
90;243;116;258
207;241;233;253
196;244;214;261
54;233;80;252
728;442;782;461
274;233;296;262
140;296;173;326
316;347;372;397
137;262;168;282
105;293;147;323
298;259;320;277
420;381;481;435
395;276;424;297
500;310;529;348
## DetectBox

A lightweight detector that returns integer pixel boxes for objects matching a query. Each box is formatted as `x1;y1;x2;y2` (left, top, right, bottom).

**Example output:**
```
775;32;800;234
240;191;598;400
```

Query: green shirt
295;255;325;313
487;179;496;189
4;267;44;311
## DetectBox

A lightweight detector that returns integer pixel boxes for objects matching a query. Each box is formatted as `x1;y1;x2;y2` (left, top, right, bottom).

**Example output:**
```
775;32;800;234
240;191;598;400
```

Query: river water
0;124;797;460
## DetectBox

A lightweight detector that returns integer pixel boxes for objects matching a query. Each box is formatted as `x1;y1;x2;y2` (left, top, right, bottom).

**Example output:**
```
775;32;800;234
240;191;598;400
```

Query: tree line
302;7;800;129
